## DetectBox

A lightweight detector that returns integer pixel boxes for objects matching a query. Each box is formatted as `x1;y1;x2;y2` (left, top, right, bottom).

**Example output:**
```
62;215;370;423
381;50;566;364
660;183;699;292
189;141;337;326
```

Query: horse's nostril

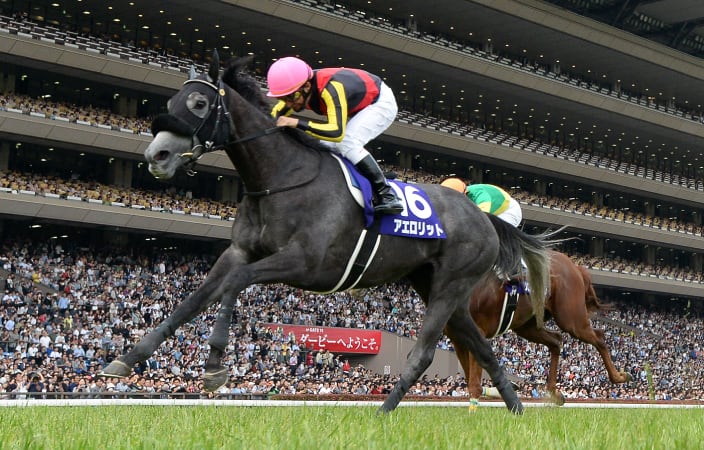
155;150;170;161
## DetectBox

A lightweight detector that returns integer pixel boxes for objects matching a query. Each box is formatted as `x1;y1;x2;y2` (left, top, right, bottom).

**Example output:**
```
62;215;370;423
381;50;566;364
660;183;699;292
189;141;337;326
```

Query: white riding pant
319;82;398;164
497;197;523;228
496;197;525;272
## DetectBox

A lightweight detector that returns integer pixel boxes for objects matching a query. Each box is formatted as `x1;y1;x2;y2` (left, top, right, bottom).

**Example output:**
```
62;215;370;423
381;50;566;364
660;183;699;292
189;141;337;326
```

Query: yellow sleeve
476;201;492;213
297;81;346;142
271;100;292;118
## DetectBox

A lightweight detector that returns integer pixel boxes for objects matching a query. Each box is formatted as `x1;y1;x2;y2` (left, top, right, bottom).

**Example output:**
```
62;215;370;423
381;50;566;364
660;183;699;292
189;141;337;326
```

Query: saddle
330;154;446;239
315;154;446;294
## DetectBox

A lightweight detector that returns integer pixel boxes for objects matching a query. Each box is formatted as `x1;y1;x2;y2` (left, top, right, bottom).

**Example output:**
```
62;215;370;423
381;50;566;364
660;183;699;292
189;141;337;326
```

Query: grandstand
1;0;704;312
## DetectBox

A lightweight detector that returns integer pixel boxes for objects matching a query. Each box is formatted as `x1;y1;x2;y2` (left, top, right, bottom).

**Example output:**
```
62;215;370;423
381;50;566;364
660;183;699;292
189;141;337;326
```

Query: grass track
1;405;701;449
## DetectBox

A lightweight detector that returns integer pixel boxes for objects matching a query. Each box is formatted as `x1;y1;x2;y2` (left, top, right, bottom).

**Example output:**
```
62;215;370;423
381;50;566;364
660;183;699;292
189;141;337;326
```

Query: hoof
377;398;396;415
510;401;525;415
547;391;566;406
555;392;565;406
203;367;229;392
100;360;131;378
376;405;392;416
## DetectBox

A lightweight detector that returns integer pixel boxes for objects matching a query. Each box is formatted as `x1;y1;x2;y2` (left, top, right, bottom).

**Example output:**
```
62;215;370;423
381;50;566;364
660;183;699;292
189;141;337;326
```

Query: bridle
175;77;283;176
162;76;321;195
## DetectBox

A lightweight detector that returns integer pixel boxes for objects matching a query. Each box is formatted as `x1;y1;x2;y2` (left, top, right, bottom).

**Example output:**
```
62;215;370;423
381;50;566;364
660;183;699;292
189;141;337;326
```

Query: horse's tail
487;214;560;329
577;264;614;314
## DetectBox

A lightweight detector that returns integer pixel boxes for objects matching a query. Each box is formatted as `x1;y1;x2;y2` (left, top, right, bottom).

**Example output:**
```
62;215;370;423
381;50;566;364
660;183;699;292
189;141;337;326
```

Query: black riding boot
355;155;404;215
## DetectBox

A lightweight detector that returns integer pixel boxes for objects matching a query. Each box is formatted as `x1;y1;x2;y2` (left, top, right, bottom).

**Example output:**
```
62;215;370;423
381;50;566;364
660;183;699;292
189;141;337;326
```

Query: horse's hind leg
101;247;250;378
379;277;491;414
565;324;631;385
379;297;453;413
592;328;632;384
513;322;564;405
553;309;632;385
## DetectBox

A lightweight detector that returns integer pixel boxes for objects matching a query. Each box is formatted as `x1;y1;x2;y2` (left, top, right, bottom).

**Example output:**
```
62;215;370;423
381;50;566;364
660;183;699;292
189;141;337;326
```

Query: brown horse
451;251;632;404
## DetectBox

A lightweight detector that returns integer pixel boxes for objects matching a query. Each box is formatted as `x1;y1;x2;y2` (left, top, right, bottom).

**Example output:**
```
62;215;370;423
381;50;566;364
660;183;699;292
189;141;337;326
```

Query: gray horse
101;53;553;414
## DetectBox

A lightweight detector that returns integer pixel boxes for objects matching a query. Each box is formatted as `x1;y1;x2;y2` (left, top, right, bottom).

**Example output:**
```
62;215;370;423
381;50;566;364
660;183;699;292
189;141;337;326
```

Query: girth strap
490;284;520;338
316;221;381;294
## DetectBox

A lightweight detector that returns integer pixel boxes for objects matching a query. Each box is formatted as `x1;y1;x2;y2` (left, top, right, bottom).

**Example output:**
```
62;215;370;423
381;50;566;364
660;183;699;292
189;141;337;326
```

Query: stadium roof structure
24;0;702;168
544;0;704;58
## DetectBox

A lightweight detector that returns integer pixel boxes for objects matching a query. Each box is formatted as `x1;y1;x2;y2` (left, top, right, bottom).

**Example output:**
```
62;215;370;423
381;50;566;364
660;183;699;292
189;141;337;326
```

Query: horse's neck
227;99;320;193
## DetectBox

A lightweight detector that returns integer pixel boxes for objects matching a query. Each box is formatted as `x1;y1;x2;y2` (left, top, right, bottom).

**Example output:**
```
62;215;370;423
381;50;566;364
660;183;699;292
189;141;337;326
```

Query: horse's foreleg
445;310;523;414
446;326;484;400
199;244;312;391
101;279;224;378
101;247;248;378
446;326;485;413
203;290;237;392
514;323;564;405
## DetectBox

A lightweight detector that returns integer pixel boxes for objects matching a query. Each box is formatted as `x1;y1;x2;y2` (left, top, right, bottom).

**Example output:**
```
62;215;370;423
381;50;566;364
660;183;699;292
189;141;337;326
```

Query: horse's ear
188;65;197;80
208;49;220;83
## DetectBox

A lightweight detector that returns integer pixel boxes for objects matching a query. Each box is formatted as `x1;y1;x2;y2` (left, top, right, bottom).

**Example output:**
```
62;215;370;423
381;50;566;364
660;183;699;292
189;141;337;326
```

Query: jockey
440;178;522;227
467;183;522;227
441;177;526;279
266;56;403;215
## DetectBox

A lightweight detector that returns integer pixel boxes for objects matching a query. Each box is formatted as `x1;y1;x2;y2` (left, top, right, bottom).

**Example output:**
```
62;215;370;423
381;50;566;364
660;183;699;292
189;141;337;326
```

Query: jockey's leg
354;154;403;215
337;82;403;215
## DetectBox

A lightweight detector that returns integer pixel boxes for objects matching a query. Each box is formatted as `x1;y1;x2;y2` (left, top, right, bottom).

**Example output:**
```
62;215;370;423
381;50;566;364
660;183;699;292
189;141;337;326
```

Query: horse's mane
221;56;270;113
221;56;325;151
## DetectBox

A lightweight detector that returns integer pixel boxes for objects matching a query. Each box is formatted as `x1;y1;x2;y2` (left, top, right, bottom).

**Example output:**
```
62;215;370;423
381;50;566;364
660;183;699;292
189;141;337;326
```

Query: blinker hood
151;113;196;137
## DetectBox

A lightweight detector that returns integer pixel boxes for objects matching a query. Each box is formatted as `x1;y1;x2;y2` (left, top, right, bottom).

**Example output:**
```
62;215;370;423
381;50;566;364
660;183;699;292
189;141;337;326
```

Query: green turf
0;405;701;449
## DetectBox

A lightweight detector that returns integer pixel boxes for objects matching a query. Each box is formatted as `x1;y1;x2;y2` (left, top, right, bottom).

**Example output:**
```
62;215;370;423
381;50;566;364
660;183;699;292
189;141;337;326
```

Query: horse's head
145;50;233;179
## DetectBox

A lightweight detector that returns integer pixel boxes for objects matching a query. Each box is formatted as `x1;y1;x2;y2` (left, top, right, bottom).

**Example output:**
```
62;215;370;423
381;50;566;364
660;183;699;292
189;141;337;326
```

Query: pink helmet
266;57;313;97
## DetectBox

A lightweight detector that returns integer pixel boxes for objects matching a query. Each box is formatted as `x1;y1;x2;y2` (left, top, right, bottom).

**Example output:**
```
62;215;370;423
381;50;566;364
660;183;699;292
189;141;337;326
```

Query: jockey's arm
475;200;493;214
470;189;494;214
270;101;292;119
296;81;347;142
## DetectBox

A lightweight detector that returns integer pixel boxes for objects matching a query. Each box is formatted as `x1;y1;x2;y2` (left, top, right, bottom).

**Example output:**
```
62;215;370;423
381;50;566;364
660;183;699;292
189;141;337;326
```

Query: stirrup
373;199;403;215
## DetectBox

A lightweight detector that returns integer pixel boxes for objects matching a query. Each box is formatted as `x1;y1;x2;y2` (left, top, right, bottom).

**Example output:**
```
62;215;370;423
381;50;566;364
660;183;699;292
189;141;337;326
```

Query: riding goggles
279;90;304;103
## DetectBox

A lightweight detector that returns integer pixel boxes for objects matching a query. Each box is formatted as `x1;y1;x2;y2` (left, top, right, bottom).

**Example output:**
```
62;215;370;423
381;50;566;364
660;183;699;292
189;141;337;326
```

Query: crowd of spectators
4;1;704;193
3;163;704;283
3;160;700;234
0;169;238;220
0;92;152;134
1;2;703;403
2;80;702;194
1;231;702;402
3;3;704;191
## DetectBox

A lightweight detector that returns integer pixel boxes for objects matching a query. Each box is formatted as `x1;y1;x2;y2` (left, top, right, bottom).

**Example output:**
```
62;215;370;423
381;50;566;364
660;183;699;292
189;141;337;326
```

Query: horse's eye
186;93;209;119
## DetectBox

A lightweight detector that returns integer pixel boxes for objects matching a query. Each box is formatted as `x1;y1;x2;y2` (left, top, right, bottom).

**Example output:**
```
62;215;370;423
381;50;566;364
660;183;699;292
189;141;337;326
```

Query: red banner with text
267;324;382;354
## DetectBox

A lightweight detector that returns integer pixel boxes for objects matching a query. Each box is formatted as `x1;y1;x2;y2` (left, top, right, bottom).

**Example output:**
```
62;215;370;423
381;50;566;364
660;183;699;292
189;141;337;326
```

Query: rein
242;152;322;197
179;126;284;176
228;126;284;145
